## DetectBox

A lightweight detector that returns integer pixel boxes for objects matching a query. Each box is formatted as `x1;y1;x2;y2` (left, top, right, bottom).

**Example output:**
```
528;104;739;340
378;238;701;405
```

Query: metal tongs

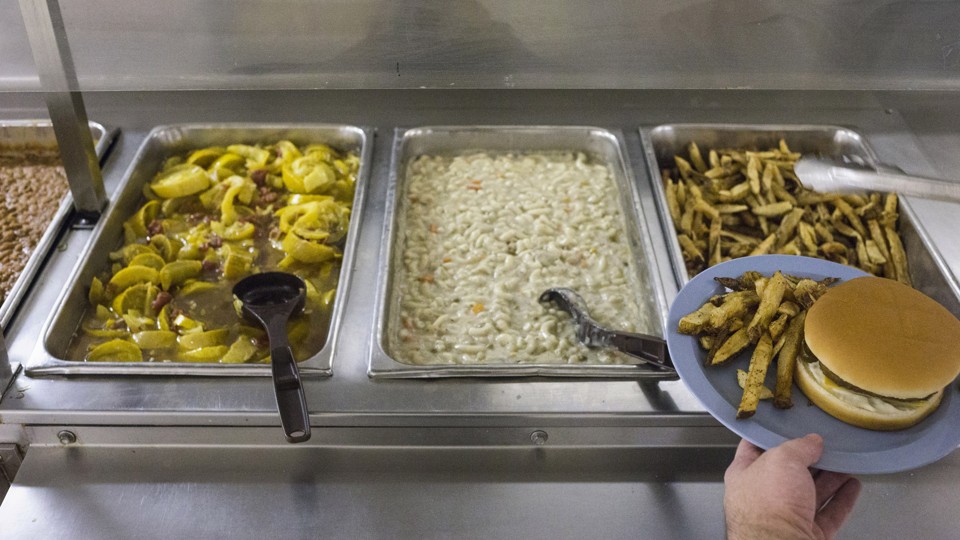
539;287;674;372
795;156;960;203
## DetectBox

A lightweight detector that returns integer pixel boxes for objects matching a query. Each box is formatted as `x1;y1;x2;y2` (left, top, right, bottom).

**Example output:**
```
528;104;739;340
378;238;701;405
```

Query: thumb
768;433;824;468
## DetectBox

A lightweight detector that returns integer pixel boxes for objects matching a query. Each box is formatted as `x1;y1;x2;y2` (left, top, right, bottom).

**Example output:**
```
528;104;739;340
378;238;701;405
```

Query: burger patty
802;345;936;403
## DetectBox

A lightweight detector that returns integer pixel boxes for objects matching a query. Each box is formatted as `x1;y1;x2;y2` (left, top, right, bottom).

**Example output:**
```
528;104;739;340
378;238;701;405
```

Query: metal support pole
19;0;106;220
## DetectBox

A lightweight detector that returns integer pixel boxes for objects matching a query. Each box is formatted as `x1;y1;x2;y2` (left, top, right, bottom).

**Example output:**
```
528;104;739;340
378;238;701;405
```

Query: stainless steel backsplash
2;0;960;91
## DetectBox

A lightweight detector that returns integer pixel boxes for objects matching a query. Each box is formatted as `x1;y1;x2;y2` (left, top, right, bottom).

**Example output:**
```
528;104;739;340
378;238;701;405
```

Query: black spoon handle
266;318;311;443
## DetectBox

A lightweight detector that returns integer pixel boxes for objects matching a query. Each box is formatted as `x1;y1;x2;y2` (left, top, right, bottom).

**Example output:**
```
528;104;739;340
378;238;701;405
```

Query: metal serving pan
0;120;115;331
27;123;371;376
640;124;960;316
369;126;674;378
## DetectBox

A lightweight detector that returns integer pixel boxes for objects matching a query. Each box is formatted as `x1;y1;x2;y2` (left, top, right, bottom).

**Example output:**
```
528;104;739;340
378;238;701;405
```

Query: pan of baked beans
370;126;674;378
0;120;114;330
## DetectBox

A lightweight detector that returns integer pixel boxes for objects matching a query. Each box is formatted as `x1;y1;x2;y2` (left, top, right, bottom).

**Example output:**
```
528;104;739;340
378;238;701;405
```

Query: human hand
724;434;861;540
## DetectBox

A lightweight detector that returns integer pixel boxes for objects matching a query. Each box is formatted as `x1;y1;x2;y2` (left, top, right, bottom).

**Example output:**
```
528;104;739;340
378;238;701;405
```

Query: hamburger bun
795;357;943;431
798;276;960;430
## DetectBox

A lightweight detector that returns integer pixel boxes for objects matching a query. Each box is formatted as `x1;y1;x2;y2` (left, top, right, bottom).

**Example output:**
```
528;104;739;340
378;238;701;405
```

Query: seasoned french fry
689;142;708;173
864;239;888;265
771;181;797;205
775;239;801;256
678;302;717;335
813;222;834;244
752;201;793;217
711;327;752;366
737;369;774;400
775;208;805;248
796;191;838;206
695;199;720;221
747;155;761;195
675;155;694;181
855;238;879;274
675;178;687;208
748;233;777;256
793;279;830;308
761;162;775;193
834;198;868;238
867;219;894;277
718;182;751;203
797;221;819;253
665;179;682;225
768;312;791;341
885;224;911;285
776;301;801;317
747;272;787;342
842;193;868;207
714;204;749;214
677;234;704;267
737;332;775;419
713;272;763;292
705;328;727;363
884;192;899;216
774;311;806;409
708;216;722;267
830;209;862;239
706;294;755;333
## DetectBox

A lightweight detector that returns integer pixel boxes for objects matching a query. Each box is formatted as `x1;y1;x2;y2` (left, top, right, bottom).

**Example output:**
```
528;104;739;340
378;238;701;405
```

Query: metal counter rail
0;426;959;539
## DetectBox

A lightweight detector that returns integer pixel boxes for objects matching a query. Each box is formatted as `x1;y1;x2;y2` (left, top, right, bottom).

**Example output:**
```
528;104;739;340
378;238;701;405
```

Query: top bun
804;276;960;400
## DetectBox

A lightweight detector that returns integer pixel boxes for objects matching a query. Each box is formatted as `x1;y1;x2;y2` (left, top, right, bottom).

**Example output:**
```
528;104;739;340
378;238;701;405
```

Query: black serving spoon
233;272;311;443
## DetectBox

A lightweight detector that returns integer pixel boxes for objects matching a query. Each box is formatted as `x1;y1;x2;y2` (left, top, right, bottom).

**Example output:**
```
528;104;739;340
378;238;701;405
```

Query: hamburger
795;276;960;431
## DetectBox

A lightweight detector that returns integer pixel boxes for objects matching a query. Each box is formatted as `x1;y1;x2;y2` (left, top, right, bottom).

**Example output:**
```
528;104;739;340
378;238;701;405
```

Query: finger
768;433;823;468
815;477;862;539
814;471;854;509
727;439;763;475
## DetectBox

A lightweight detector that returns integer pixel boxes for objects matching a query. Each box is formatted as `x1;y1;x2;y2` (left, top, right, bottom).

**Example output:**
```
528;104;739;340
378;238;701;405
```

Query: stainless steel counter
1;90;959;538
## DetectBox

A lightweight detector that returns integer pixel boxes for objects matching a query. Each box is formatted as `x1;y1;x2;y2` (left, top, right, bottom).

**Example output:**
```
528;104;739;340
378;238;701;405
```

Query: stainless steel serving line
1;90;960;538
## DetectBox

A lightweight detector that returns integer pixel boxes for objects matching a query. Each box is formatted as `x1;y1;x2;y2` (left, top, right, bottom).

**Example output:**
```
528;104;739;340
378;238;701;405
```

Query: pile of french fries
663;140;910;285
678;270;837;419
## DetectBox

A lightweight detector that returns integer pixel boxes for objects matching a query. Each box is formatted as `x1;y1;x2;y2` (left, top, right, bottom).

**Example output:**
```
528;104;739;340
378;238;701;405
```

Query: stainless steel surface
1;427;959;539
0;331;10;417
19;0;107;215
369;126;670;378
0;89;959;538
26;123;372;376
0;119;114;330
6;2;960;92
795;156;960;203
0;443;23;503
0;427;737;540
641;123;960;317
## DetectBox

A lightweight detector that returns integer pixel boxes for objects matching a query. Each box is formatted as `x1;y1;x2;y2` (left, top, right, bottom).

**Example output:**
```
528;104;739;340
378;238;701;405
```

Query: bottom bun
795;360;943;431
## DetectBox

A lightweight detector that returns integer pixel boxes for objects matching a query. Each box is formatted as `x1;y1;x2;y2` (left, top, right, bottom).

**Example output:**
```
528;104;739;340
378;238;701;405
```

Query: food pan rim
27;122;371;376
368;124;675;379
